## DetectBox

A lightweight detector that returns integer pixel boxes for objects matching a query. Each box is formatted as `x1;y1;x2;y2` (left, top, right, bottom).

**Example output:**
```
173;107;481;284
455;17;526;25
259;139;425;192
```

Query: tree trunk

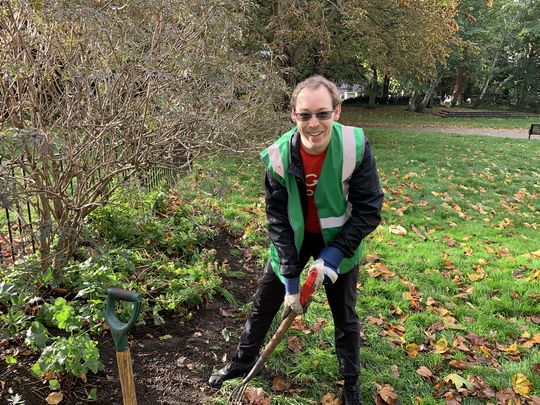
367;67;378;109
479;37;505;100
382;75;390;99
408;91;418;112
416;78;440;113
451;67;469;107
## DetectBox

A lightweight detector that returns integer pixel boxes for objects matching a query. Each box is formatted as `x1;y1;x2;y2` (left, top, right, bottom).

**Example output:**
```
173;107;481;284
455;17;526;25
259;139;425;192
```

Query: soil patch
0;232;262;404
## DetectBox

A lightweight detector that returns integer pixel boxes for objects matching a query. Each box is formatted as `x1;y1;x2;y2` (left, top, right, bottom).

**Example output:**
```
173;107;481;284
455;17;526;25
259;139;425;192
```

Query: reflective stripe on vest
267;143;284;178
320;125;357;230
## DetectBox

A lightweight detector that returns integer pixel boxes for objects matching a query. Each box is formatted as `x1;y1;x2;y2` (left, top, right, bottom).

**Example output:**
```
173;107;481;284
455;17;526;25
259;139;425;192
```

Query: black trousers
236;233;360;386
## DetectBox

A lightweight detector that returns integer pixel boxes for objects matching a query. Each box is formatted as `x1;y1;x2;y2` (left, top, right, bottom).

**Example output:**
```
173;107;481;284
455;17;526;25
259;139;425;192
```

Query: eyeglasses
294;110;335;122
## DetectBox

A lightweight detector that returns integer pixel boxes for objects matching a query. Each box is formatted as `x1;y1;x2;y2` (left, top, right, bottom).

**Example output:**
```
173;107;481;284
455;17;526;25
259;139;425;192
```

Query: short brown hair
290;75;341;110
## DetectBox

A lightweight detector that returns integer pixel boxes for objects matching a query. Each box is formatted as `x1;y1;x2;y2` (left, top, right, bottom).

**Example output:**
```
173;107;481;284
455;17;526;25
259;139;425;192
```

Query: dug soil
1;232;262;405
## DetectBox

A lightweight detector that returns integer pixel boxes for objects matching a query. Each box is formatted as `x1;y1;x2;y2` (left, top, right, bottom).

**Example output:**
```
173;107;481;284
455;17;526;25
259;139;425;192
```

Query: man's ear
290;109;297;123
334;104;342;121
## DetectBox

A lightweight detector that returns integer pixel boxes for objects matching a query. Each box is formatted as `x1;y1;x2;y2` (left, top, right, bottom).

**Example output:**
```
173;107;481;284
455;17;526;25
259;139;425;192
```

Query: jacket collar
288;130;303;178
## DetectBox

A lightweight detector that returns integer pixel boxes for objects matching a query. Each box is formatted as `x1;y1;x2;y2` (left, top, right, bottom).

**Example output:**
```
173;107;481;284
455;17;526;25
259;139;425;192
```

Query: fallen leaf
531;249;540;258
271;376;291;392
320;392;342;404
511;373;532;395
375;383;398;404
449;360;468;370
532;363;540;376
468;272;485;281
406;343;420;358
366;254;381;262
416;366;433;379
288;335;302;354
444;373;473;390
243;387;270;405
389;225;407;236
46;392;64;405
390;365;400;377
434;337;450;354
219;307;234;317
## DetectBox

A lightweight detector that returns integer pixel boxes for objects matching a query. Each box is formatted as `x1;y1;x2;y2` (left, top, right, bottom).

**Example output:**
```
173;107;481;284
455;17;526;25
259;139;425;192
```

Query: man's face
291;86;341;155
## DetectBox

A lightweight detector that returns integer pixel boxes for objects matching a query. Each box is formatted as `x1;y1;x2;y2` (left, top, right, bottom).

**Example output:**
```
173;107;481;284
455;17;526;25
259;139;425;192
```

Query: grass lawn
340;105;538;130
216;124;540;403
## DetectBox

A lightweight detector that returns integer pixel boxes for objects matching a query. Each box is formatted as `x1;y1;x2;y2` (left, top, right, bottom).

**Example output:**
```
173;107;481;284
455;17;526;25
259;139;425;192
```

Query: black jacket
264;130;384;279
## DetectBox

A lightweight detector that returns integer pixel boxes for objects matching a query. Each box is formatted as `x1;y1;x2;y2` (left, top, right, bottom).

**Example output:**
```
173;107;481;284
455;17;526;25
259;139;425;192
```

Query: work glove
282;276;303;319
317;246;344;285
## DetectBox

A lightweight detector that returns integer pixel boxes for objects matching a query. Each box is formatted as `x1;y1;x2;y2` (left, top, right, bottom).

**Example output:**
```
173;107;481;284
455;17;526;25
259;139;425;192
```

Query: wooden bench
529;124;540;140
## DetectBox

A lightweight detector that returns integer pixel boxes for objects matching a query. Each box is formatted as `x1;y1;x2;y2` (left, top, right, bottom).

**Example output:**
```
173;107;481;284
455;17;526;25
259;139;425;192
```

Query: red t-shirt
299;144;326;233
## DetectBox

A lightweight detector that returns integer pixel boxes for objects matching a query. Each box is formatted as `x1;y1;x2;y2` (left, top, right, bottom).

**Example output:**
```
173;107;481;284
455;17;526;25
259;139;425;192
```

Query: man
208;75;384;405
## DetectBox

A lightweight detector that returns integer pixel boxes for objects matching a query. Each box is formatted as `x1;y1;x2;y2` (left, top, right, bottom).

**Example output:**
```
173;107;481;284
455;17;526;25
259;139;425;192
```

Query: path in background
365;123;534;139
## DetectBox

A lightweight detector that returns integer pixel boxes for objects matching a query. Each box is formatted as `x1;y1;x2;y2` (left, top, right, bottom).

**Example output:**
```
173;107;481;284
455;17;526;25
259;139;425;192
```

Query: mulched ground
0;232;261;405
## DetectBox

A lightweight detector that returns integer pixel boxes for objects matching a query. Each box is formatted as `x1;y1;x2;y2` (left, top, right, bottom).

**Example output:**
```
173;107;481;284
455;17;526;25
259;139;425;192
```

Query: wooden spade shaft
116;349;137;405
242;309;297;384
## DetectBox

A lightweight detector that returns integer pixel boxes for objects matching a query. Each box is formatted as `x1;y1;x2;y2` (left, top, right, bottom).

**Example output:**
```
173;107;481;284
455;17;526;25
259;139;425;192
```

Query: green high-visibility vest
260;122;365;282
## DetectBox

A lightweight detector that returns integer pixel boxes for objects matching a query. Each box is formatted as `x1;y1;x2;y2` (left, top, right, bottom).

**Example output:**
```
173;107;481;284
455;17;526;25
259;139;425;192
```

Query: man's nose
308;115;320;126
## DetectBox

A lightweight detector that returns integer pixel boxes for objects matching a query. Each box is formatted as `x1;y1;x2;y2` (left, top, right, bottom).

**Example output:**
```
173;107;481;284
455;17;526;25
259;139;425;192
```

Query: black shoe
208;357;257;388
342;384;361;405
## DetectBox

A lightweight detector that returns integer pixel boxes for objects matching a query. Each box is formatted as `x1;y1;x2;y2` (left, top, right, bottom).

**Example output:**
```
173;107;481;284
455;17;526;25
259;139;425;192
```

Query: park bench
529;124;540;140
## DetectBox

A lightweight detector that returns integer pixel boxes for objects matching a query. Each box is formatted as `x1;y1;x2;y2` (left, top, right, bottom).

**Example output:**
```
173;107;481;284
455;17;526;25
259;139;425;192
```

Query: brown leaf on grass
468;375;496;399
366;315;386;326
271;376;291;392
406;343;420;358
434;337;450;354
403;288;423;311
449;360;468;370
243;387;270;405
528;316;540;324
452;336;471;352
310;319;328;333
511;373;532;395
496;388;520;403
366;253;381;262
443;391;462;405
389;225;407;236
416;366;433;380
527;269;540;281
497;342;520;354
320;392;342;404
468;272;485;281
390;365;400;377
368;262;396;280
532;363;540;376
444;235;457;247
453;286;474;299
46;392;63;405
374;383;398;404
290;317;311;334
288;336;302;354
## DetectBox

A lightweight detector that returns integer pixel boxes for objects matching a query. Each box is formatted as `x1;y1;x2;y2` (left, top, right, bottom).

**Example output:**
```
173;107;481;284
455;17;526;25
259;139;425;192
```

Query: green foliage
24;321;51;350
40;298;83;332
31;334;103;378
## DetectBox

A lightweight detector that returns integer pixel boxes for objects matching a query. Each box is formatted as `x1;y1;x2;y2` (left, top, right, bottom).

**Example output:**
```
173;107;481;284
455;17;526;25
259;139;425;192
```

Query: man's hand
318;247;344;285
284;293;303;315
283;276;303;318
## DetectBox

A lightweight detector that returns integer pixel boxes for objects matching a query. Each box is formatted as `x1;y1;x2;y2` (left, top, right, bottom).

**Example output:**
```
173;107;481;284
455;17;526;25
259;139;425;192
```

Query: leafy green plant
31;334;103;378
40;298;83;332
